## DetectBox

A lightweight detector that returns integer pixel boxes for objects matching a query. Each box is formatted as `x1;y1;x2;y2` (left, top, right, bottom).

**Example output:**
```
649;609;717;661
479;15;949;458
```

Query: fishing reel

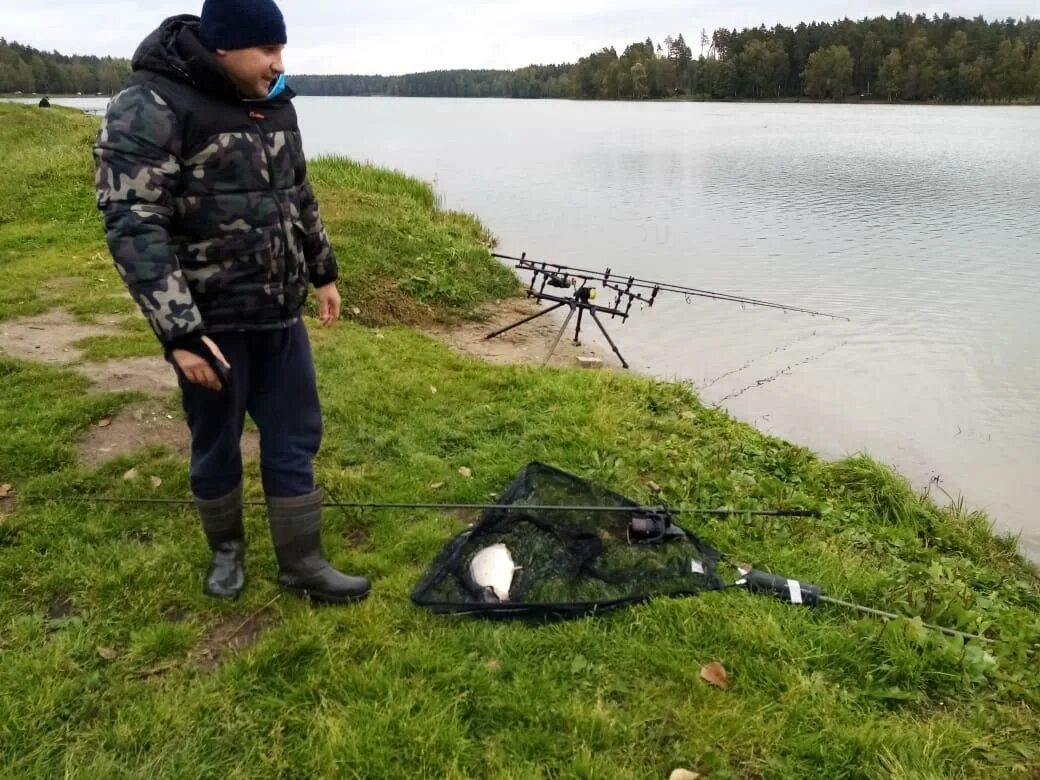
574;285;597;302
627;509;684;544
546;272;573;288
545;273;598;304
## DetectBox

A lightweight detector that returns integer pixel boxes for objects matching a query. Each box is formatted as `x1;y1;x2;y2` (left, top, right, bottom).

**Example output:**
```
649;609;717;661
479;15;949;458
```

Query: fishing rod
620;512;992;643
491;252;851;320
40;495;819;518
613;508;992;643
736;567;993;644
487;251;850;368
39;496;994;643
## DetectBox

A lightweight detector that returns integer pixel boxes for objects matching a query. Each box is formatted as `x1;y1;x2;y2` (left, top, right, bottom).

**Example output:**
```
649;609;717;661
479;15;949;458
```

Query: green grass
0;102;1038;779
0;103;518;329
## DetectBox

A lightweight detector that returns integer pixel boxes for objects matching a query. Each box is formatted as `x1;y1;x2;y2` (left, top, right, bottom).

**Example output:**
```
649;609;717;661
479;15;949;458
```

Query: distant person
38;96;50;108
93;0;370;605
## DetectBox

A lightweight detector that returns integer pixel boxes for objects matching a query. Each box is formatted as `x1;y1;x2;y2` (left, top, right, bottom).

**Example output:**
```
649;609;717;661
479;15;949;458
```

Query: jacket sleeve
296;165;339;288
94;85;204;345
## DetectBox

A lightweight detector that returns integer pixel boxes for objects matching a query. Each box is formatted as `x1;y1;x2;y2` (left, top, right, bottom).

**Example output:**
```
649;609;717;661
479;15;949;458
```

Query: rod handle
743;570;821;606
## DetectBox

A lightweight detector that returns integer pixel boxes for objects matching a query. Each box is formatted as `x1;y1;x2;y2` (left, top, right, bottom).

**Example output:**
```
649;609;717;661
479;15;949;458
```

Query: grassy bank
1;103;1038;779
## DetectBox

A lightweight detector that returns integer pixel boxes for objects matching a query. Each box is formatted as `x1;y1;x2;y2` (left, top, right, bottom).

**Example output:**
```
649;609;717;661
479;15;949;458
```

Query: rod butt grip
744;569;821;606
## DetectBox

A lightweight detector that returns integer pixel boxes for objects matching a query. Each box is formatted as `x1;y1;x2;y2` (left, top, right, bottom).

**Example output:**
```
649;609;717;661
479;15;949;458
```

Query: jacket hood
132;15;293;103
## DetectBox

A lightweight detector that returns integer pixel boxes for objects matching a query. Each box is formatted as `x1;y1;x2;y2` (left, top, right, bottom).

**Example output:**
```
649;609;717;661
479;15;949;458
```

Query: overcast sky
6;2;1036;75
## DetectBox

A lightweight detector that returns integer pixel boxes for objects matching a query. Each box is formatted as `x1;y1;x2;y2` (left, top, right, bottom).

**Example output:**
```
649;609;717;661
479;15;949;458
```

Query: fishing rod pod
486;251;850;368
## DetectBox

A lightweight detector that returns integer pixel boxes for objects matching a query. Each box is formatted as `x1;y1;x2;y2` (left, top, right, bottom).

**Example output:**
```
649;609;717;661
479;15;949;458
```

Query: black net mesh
412;462;725;619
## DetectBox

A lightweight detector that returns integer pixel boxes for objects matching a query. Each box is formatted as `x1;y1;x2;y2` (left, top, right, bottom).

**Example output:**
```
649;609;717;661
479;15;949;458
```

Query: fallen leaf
0;484;12;498
430;385;438;394
429;482;445;490
122;468;139;481
96;418;112;428
669;770;701;780
97;646;119;661
351;306;361;316
458;467;472;478
700;661;730;690
150;476;162;488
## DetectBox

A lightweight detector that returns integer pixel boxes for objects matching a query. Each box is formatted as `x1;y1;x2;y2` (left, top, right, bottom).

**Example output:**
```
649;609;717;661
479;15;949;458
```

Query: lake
15;96;1040;560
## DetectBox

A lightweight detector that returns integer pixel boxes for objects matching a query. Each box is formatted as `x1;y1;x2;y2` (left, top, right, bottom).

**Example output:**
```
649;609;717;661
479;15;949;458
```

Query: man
94;0;369;604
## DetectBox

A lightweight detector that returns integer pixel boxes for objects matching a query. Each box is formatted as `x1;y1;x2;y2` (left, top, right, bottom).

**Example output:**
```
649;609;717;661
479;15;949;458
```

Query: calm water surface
24;96;1040;559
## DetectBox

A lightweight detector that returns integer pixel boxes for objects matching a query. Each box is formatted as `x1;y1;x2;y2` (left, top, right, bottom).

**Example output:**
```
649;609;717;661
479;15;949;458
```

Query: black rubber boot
194;483;246;599
266;489;370;604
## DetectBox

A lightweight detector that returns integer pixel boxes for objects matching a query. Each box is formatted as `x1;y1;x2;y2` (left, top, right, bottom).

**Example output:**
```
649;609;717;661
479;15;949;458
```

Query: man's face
215;44;285;98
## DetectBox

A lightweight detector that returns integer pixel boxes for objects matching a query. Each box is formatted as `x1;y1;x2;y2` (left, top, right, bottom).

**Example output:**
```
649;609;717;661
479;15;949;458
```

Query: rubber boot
194;483;246;599
266;489;370;604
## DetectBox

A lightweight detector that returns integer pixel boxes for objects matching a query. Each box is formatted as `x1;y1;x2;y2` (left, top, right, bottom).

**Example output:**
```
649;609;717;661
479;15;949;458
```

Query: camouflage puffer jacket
94;15;337;347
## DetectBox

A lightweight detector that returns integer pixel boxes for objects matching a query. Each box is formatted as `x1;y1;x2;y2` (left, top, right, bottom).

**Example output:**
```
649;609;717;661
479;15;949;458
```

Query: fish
469;543;517;602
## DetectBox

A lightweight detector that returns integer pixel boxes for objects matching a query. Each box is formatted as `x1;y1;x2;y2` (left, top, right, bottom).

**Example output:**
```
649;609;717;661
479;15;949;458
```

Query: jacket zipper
250;111;292;310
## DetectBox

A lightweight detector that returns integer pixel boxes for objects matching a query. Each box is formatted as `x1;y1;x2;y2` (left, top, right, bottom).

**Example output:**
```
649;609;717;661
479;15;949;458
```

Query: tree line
296;14;1040;102
0;39;130;96
4;14;1039;102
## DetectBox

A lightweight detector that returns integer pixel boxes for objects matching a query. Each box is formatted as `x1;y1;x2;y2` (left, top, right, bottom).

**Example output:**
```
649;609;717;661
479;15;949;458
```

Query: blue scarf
243;73;287;102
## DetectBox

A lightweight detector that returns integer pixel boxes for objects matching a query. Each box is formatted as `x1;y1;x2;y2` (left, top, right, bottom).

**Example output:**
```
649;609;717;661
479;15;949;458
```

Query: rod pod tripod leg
543;305;577;365
484;301;568;341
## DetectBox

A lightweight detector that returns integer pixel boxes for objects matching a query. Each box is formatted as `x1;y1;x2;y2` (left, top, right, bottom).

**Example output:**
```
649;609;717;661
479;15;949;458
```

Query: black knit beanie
199;0;287;51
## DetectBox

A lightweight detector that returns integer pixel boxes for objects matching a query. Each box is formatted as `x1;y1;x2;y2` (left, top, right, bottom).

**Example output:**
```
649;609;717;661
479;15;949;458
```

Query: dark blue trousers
174;321;323;500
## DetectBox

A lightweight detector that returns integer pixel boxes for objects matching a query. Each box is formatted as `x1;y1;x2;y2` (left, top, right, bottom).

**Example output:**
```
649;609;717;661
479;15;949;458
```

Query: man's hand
315;282;341;327
171;335;230;392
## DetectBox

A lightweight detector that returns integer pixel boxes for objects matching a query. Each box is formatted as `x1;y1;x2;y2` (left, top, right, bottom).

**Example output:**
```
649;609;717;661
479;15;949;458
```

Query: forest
4;14;1039;103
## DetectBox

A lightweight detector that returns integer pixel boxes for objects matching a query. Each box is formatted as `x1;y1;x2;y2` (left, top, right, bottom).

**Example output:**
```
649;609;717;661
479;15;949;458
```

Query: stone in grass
576;355;602;369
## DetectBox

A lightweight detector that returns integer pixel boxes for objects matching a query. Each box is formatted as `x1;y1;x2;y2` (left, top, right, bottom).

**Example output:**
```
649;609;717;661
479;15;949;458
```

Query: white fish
469;543;517;602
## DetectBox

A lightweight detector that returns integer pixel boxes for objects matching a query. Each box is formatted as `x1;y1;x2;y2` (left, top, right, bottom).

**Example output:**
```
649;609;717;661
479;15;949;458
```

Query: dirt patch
0;309;117;365
77;400;260;468
133;603;279;681
78;401;187;467
162;605;190;624
342;524;371;549
191;605;279;672
0;309;177;396
47;594;76;620
77;356;179;395
0;309;255;469
423;297;619;370
0;495;15;516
